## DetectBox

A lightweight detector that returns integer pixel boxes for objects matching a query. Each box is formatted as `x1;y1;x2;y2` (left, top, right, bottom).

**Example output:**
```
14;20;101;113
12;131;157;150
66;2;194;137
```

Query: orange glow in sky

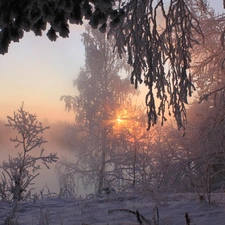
113;109;132;131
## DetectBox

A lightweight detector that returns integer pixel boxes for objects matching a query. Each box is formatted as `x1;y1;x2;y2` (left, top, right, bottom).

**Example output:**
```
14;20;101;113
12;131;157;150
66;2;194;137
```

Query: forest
0;0;225;224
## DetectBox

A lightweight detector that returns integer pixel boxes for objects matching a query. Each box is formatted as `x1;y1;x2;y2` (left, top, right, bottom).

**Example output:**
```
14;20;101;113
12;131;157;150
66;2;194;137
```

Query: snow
1;192;225;225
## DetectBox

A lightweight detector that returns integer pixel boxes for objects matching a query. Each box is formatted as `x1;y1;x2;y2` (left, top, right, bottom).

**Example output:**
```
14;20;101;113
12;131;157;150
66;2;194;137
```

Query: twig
185;212;191;225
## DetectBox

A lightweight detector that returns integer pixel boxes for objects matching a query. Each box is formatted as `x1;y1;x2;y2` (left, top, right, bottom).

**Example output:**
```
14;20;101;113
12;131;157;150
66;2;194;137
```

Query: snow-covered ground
1;192;225;225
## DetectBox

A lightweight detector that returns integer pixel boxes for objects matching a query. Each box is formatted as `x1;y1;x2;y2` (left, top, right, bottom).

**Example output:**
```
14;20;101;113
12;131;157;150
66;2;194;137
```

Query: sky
0;25;85;123
0;0;223;123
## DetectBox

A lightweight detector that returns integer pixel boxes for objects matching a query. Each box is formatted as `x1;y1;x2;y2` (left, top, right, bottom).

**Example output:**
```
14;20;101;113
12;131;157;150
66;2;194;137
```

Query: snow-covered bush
0;104;58;202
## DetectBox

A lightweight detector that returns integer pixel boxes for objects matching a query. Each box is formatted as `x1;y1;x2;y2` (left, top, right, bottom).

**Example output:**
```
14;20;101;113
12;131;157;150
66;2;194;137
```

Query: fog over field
0;120;90;196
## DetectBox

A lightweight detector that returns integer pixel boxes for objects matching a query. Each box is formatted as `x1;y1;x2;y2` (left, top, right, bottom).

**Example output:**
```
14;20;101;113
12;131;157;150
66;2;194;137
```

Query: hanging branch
110;0;204;130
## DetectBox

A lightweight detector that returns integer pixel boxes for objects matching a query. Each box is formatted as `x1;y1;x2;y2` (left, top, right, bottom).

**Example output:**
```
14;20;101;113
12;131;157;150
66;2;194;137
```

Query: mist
0;119;84;196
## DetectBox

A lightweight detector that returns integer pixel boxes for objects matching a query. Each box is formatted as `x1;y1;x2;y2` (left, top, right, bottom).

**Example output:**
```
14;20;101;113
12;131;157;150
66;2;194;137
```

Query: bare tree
58;27;138;195
189;103;225;202
0;104;58;201
188;1;225;105
110;104;155;189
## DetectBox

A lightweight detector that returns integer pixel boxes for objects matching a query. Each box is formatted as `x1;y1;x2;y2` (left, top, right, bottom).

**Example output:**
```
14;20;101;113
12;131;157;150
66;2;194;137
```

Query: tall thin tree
59;26;138;194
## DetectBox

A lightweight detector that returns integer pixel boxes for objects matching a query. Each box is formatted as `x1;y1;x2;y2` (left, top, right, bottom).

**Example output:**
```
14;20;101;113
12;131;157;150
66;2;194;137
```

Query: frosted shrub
0;104;58;201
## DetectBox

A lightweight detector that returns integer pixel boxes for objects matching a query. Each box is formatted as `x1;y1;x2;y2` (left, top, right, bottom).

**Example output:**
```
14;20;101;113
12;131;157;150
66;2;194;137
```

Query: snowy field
1;192;225;225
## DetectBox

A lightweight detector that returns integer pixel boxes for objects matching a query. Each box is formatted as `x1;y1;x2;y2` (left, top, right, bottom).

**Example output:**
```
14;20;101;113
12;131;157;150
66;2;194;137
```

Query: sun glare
112;109;131;132
116;118;123;123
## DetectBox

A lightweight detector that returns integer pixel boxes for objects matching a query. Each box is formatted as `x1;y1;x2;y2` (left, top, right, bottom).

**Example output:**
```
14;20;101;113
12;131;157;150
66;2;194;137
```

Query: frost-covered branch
109;0;204;129
0;104;58;201
6;105;49;152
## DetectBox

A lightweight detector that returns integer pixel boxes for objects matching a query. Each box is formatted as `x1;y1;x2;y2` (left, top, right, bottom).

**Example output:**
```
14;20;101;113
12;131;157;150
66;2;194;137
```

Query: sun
116;118;123;124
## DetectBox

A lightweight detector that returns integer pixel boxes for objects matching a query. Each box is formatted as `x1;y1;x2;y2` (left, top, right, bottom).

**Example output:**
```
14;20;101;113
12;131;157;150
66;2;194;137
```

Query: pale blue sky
0;0;223;122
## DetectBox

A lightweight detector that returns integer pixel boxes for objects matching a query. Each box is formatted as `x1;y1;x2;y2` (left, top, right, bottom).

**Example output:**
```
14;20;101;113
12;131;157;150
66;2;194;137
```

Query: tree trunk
98;128;107;194
133;141;137;187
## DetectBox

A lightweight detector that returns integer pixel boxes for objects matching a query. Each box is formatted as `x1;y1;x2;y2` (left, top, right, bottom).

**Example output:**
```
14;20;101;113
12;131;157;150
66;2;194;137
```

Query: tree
183;4;225;201
0;104;58;201
188;2;225;105
110;104;155;189
146;101;225;202
58;27;139;195
184;101;225;202
1;0;220;129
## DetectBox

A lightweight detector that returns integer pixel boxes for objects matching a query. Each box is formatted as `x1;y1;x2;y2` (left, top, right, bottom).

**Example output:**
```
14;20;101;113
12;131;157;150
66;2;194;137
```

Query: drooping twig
185;212;191;225
108;208;152;225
